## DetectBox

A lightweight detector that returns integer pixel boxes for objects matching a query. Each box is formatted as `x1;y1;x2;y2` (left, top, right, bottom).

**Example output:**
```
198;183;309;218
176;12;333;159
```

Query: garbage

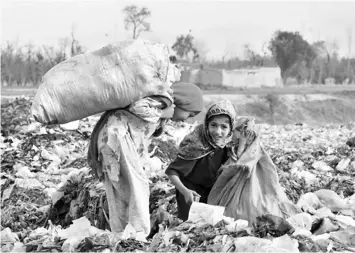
287;212;313;231
60;120;80;131
232;237;272;252
346;136;355;147
312;217;340;235
293;234;320;252
313;207;336;218
2;96;355;252
15;166;35;178
254;214;295;238
290;160;305;174
336;158;351;172
270;234;299;252
312;161;333;172
225;219;249;233
296;171;318;186
314;189;350;212
330;230;355;247
335;215;355;229
350;161;355;172
1;183;15;204
188;202;225;226
1;228;20;247
297;192;324;210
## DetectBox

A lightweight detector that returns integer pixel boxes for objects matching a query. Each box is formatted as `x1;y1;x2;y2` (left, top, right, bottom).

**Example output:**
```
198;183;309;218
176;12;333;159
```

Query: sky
1;0;355;60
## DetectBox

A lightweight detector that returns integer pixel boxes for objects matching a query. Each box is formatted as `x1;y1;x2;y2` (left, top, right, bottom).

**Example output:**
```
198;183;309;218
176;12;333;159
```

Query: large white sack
32;39;179;124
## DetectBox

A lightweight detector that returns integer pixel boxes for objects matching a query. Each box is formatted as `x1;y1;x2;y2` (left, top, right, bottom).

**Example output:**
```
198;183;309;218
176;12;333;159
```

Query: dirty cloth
171;82;204;113
95;97;168;236
88;96;171;181
208;128;302;223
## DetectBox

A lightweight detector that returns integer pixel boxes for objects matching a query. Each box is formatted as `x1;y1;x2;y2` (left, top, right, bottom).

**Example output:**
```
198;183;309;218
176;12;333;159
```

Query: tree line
1;5;354;86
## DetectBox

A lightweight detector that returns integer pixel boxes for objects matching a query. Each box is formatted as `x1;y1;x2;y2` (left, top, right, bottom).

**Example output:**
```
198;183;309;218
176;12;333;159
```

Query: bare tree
222;52;229;63
325;39;339;78
1;41;16;85
244;44;256;67
346;26;353;79
194;40;209;61
261;41;269;56
122;5;151;39
244;44;264;67
70;24;84;56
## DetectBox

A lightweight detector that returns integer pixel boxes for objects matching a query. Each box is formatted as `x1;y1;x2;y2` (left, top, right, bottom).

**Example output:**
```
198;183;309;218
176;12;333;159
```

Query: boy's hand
182;189;201;205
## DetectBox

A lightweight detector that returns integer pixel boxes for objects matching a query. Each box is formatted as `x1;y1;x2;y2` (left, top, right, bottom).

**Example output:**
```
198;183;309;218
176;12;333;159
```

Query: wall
180;67;283;87
181;69;223;86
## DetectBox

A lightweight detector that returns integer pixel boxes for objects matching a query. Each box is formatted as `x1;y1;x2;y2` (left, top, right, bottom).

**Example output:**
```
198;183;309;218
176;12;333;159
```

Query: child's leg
104;173;128;233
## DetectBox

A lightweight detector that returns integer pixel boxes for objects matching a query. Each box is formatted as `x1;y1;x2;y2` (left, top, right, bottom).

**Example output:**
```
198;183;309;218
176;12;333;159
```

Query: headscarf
203;100;236;149
172;82;204;113
178;99;237;160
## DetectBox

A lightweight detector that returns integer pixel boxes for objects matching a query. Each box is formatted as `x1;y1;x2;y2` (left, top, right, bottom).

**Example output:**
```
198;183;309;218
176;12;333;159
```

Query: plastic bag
188;202;225;226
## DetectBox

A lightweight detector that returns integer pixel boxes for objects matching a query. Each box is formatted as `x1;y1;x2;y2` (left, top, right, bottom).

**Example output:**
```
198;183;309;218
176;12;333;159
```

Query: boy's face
171;107;197;121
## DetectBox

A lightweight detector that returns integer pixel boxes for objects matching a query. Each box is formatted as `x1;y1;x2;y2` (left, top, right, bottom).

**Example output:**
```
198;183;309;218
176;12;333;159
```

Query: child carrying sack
31;39;180;124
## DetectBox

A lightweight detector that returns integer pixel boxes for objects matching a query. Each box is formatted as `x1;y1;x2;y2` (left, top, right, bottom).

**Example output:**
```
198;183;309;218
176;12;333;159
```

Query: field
1;86;355;252
2;84;355;125
3;84;355;97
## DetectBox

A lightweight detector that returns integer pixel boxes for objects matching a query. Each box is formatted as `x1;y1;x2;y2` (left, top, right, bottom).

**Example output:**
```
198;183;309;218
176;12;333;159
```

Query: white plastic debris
335;215;355;229
225;219;249;233
232;237;272;252
15;178;44;189
314;189;349;212
297;192;324;210
1;184;15;204
60;217;103;252
270;234;299;253
290;160;304;175
313;207;336;218
336;158;351;172
1;228;19;244
11;242;26;253
287;212;313;230
312;161;333;172
50;190;65;205
313;217;340;235
15;166;35;178
296;171;317;186
60;120;80;131
188;202;225;226
349;161;355;172
59;217;100;239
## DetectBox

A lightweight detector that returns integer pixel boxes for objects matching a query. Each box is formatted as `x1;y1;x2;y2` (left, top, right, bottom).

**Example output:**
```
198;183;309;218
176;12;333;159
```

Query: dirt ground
2;86;355;125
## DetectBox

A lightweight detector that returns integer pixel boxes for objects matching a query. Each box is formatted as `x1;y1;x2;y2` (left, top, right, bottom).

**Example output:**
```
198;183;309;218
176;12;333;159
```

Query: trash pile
263;123;355;203
1;97;355;252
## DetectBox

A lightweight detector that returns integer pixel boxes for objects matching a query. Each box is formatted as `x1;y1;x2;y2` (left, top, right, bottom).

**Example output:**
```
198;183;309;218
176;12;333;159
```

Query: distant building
180;67;283;87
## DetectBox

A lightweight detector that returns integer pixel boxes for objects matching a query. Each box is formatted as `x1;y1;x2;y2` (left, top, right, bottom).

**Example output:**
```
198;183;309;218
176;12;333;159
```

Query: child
165;100;239;221
88;82;203;237
167;99;300;223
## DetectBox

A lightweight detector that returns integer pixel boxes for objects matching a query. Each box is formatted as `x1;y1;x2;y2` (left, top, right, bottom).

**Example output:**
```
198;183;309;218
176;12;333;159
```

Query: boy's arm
128;97;172;123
